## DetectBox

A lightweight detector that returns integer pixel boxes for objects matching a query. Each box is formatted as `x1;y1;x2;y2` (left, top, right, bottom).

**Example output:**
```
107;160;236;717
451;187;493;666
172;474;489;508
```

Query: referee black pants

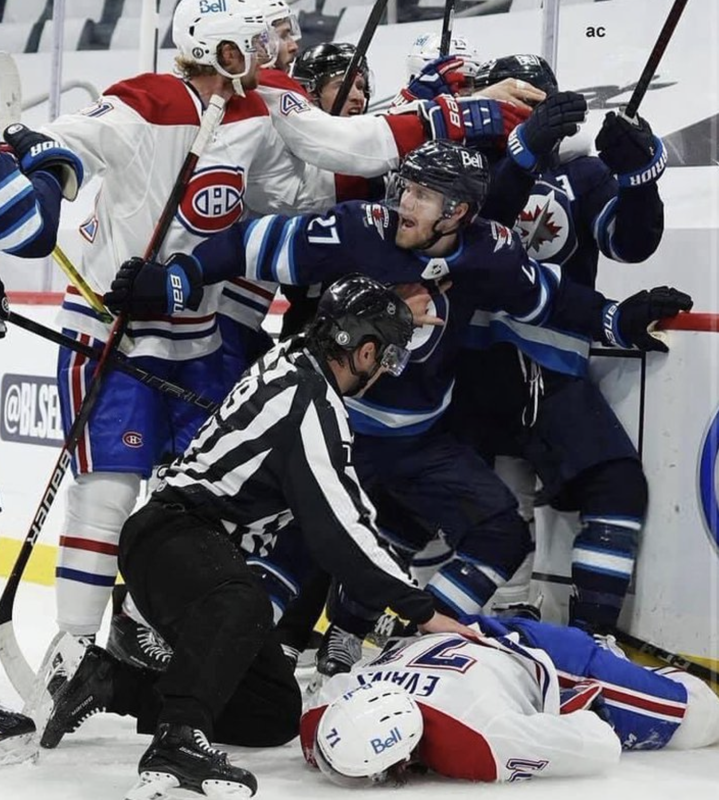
115;500;301;747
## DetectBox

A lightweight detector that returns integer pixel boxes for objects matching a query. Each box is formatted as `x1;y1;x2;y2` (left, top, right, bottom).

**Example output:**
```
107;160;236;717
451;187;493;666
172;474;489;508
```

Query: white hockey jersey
301;630;621;782
45;73;312;360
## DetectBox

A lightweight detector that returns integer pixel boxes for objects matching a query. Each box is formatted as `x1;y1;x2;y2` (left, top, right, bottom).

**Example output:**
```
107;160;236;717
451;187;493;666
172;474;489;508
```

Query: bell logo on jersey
370;727;402;754
177;166;245;237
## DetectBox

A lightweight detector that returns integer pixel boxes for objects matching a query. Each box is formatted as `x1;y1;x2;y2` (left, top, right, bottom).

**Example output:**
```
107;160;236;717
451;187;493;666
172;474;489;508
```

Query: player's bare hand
473;78;546;113
394;280;451;327
418;611;481;641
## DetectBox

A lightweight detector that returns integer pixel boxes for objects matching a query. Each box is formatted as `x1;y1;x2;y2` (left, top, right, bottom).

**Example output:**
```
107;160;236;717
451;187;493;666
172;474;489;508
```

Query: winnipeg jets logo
513;188;572;262
490;220;513;252
518;197;563;254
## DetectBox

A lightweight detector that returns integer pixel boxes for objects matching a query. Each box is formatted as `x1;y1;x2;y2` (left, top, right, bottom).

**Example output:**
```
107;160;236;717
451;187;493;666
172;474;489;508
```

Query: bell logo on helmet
199;0;227;12
370;727;402;754
461;151;483;170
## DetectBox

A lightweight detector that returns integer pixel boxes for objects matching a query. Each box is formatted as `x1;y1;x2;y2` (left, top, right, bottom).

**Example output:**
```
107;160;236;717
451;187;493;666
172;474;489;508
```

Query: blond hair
173;55;218;80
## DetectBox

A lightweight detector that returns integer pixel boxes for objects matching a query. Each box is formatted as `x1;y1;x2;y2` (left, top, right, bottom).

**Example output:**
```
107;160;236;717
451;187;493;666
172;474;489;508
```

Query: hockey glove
595;111;667;187
602;286;693;352
104;254;204;318
559;681;613;726
394;55;467;105
418;94;527;146
0;278;8;339
507;90;587;172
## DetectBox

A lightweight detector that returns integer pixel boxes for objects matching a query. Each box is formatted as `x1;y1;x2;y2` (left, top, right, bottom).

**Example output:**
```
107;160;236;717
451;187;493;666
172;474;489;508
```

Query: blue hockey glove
418;94;527;146
3;123;84;201
104;254;204;318
602;286;693;352
595;111;667;187
0;278;8;339
396;55;468;104
507;90;587;171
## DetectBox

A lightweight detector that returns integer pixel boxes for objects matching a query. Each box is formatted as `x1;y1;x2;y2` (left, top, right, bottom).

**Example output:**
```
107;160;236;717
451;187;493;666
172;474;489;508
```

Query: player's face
395;181;446;250
219;41;262;90
272;19;299;73
318;75;367;116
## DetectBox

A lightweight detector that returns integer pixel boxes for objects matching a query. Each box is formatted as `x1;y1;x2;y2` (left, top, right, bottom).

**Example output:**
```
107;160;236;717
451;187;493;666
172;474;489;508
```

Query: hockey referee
42;274;477;799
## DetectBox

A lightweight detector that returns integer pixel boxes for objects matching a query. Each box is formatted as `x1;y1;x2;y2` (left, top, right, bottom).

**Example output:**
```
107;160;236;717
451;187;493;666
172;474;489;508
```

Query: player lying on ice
301;616;719;786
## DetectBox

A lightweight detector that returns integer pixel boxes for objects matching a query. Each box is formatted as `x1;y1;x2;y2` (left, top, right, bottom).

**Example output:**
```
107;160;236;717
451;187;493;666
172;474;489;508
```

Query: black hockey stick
625;0;690;118
6;311;220;415
329;0;388;117
439;0;457;57
616;630;719;685
0;95;227;700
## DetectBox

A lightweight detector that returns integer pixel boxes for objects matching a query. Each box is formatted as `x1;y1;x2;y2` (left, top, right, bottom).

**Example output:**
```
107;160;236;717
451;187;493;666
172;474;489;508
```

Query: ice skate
40;644;117;749
107;585;173;672
0;706;37;765
124;724;257;799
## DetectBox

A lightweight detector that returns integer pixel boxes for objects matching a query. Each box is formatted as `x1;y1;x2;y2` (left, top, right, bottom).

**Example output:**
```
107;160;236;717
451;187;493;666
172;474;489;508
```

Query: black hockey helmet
312;274;413;376
291;42;372;104
473;54;559;98
387;140;491;221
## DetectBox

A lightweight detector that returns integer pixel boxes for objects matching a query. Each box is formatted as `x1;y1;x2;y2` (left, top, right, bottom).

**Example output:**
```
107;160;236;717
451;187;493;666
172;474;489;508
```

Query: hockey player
0;131;82;766
301;619;719;786
105;141;691;672
40;275;478;799
451;55;668;634
34;0;333;676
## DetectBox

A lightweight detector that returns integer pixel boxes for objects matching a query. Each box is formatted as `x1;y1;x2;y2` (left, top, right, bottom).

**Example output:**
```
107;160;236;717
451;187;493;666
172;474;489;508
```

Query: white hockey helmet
406;31;481;82
172;0;275;80
263;0;300;39
314;683;423;787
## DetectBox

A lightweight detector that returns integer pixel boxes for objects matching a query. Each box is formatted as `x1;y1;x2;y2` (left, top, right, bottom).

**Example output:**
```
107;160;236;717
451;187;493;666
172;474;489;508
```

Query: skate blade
125;771;180;800
0;732;39;766
202;779;255;798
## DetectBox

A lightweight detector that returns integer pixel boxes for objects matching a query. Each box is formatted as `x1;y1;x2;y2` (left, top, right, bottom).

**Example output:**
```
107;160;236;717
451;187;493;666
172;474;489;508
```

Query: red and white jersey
45;73;309;360
301;630;621;783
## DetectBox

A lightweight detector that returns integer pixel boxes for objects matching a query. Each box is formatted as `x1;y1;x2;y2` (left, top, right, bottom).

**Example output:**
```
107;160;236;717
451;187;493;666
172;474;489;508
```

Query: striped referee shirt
156;338;435;625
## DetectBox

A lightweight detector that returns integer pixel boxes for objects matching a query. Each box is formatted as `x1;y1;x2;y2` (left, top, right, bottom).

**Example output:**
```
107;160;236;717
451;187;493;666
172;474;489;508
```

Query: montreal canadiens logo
698;407;719;551
177;166;245;236
122;431;144;448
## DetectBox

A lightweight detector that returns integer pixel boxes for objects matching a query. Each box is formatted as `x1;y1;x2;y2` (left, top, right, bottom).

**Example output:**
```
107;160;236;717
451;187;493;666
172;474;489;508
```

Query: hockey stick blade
624;0;690;119
616;630;719;684
329;0;388;117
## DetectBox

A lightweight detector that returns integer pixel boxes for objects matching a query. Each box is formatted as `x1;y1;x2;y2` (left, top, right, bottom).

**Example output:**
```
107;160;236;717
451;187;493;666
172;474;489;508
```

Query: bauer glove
418;94;528;147
104;254;204;318
393;55;467;105
595;111;667;187
507;90;587;171
0;278;8;339
3;124;84;201
602;286;693;352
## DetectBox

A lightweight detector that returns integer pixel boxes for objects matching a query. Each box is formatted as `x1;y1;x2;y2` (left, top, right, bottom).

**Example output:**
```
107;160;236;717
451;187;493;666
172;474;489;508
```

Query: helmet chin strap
232;77;246;97
414;217;461;252
344;353;382;397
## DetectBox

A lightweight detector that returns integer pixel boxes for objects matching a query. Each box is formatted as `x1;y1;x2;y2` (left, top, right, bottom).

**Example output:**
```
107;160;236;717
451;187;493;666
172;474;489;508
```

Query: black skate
107;585;173;672
316;624;362;677
46;633;96;699
0;706;37;765
125;724;257;800
41;644;116;749
492;593;544;623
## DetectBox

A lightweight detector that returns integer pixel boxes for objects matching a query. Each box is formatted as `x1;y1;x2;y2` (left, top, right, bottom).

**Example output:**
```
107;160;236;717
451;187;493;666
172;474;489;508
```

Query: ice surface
2;581;718;800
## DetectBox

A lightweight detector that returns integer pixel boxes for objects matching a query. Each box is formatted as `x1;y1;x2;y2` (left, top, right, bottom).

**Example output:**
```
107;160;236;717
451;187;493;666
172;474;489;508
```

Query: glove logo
177;165;245;237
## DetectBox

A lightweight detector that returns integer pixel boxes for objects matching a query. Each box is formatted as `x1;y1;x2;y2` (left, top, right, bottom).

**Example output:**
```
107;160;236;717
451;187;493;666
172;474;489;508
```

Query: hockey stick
6;311;220;414
625;0;690;119
615;630;719;685
329;0;388;117
0;94;226;700
51;246;113;323
439;0;457;57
